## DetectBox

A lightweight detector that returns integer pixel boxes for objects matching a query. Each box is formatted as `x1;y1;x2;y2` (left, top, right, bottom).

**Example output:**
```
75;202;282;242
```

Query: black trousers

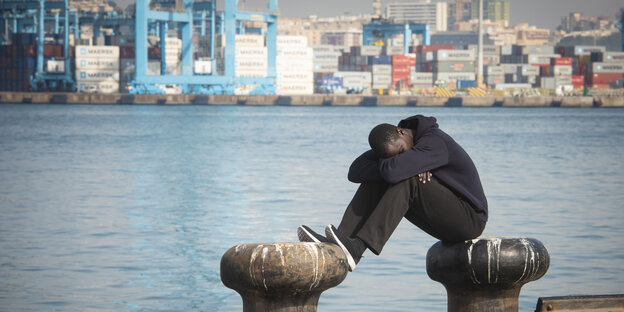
337;175;485;255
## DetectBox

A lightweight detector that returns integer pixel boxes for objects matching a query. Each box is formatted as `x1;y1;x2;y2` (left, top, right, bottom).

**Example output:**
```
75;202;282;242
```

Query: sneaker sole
298;226;322;243
325;225;356;271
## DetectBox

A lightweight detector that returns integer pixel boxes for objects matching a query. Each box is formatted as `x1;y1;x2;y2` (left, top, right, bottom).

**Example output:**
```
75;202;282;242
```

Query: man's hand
418;171;432;184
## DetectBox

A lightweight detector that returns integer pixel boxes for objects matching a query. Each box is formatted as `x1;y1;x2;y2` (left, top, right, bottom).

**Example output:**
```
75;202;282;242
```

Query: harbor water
0;104;623;311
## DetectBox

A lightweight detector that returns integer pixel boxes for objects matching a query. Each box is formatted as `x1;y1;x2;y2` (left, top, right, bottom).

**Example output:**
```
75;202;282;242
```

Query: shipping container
392;55;416;66
351;46;382;56
466;44;500;56
277;47;313;59
234;34;265;47
76;80;119;93
372;65;392;74
313;64;339;72
588;73;623;84
433;49;475;62
551;57;573;66
552;65;573;76
75;70;119;82
76;45;120;58
566;45;606;56
590;62;624;74
414;45;455;54
277;71;314;82
512;45;555;56
433;61;475;73
519;65;539;76
385;46;404;56
277;83;314;95
571;75;585;88
371;56;392;65
435;72;475;82
410;72;433;84
487;75;505;85
335;71;372;88
277;36;307;48
76;58;120;70
486;66;504;75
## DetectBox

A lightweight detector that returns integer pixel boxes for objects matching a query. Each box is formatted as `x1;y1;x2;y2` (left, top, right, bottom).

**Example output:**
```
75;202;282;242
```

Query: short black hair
368;123;399;158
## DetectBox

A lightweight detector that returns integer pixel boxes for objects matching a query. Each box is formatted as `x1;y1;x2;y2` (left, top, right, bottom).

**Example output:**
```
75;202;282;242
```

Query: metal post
266;0;277;80
210;0;216;73
477;0;484;88
135;0;148;83
403;24;410;55
160;22;167;76
427;237;550;312
221;243;348;312
181;0;193;76
36;0;44;78
224;0;236;82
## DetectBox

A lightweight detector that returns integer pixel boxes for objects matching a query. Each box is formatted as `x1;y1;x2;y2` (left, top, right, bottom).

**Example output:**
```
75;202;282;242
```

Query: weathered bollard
426;237;549;312
221;242;349;312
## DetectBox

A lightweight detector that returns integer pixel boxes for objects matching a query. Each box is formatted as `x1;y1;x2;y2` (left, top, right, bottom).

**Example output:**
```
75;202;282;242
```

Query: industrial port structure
0;0;623;97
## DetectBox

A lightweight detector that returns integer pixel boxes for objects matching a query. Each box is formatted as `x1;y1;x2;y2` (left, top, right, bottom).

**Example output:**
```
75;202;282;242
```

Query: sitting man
298;115;488;271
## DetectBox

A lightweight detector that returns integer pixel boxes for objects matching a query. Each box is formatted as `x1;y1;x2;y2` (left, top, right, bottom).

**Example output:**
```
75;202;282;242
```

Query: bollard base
446;288;521;312
240;292;322;312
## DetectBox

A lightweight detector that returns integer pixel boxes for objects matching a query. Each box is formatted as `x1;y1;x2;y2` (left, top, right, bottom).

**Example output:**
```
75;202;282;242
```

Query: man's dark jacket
348;115;488;222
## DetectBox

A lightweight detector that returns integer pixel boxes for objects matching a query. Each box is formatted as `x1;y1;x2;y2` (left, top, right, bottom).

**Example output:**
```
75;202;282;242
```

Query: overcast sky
115;0;623;30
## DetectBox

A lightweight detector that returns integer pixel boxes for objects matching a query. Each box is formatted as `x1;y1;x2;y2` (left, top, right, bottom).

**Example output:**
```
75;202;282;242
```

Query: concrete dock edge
1;92;623;107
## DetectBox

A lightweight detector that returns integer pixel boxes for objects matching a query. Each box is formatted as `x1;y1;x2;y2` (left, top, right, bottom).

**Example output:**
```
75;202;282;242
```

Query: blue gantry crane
362;19;431;55
130;0;279;95
1;0;75;91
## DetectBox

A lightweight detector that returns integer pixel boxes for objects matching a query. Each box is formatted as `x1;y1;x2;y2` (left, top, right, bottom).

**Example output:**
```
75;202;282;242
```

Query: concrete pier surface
1;92;624;107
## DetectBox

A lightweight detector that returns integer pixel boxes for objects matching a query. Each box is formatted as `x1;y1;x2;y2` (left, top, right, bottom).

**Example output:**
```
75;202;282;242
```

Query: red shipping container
540;66;552;76
417;45;455;53
392;55;416;66
551;57;573;66
588;73;623;84
591;84;611;89
392;65;411;74
571;75;585;88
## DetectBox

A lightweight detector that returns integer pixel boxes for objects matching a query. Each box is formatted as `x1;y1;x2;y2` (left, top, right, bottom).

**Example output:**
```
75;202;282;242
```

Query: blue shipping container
457;80;477;89
322;77;342;87
371;56;392;65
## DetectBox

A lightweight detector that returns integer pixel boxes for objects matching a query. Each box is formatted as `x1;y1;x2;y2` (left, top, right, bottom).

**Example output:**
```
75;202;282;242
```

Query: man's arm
378;134;448;184
348;150;384;183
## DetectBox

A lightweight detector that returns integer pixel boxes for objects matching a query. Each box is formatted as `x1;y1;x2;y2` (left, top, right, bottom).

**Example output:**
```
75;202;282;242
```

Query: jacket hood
397;115;439;139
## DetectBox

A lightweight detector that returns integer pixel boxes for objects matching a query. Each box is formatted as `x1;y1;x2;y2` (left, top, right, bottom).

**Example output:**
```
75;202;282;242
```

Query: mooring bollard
220;242;349;312
426;237;549;312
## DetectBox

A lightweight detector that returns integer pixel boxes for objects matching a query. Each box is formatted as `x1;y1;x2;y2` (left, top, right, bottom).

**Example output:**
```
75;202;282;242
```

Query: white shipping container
77;79;119;93
76;45;120;58
312;45;338;53
277;61;313;71
277;36;307;48
372;65;392;74
385;46;404;56
358;46;383;56
467;45;500;55
410;72;433;84
373;74;392;84
277;47;313;59
434;50;475;62
435;72;475;81
236;47;268;58
502;64;520;74
603;52;624;63
591;62;624;74
194;60;212;74
75;69;119;82
277;83;314;95
277;71;314;82
572;45;606;56
553;65;573;76
313;64;339;72
486;66;504;75
164;37;182;48
76;58;119;70
313;52;341;61
235;70;267;78
520;65;540;76
236;34;265;47
526;54;559;65
335;72;372;88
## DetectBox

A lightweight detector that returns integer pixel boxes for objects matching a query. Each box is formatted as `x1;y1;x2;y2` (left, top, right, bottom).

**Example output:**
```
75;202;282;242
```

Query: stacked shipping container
276;36;314;95
75;45;120;93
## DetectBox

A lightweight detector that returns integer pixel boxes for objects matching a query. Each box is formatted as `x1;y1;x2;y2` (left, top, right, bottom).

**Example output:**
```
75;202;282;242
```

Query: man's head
368;123;414;158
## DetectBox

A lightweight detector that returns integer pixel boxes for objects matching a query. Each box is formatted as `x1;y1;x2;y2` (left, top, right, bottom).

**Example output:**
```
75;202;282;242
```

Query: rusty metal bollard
426;237;550;312
221;242;349;312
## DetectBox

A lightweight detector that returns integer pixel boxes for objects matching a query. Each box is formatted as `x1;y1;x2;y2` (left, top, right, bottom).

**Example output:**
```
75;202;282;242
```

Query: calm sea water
0;104;623;312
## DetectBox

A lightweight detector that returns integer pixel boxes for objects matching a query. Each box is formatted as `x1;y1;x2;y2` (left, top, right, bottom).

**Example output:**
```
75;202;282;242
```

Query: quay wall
1;92;623;107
